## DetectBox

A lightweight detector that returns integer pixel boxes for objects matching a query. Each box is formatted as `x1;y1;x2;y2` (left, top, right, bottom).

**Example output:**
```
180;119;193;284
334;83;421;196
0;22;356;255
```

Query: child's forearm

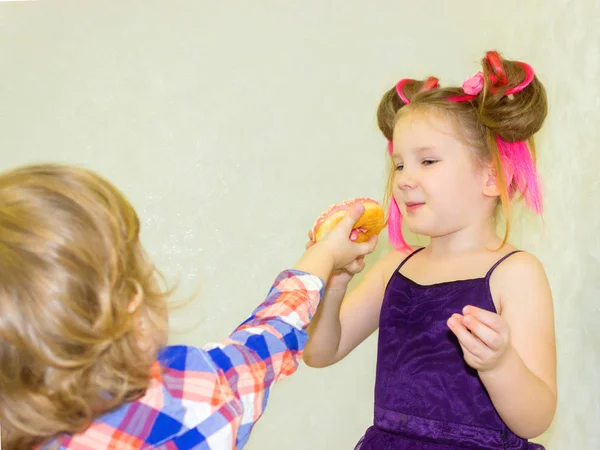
303;278;349;367
211;270;325;379
203;269;324;448
479;346;556;439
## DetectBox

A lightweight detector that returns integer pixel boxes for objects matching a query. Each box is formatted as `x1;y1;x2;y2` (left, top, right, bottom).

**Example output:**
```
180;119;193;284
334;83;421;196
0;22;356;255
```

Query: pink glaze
311;198;380;239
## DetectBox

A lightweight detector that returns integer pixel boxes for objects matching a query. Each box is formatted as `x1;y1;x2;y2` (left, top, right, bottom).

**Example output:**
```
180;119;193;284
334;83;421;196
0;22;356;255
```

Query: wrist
478;344;519;379
328;270;353;290
294;244;335;281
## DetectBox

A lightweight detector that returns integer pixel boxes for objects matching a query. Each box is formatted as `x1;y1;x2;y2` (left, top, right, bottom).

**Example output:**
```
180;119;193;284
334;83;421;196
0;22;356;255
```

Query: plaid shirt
41;270;324;450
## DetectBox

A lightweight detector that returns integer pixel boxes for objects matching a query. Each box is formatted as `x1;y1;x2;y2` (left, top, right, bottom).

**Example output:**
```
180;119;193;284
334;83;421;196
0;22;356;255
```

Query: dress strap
485;250;523;279
397;247;425;271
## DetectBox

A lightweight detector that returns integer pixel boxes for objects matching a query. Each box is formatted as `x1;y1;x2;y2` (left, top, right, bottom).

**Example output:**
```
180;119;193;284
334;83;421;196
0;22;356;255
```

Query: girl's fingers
462;314;504;351
462;305;505;334
448;314;490;358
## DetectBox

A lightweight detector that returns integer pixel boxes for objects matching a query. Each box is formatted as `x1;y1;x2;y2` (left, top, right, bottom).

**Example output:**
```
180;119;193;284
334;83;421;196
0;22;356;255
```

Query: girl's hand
296;204;377;282
305;235;367;289
447;305;513;373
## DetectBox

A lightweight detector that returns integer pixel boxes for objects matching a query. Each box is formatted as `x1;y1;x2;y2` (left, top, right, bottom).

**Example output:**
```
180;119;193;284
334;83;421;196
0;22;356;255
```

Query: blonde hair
0;164;170;448
378;51;547;247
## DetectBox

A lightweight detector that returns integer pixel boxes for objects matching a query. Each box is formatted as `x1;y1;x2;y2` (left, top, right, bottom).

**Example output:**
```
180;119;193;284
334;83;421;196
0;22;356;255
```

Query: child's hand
305;237;366;289
447;306;512;373
295;204;378;282
312;203;378;270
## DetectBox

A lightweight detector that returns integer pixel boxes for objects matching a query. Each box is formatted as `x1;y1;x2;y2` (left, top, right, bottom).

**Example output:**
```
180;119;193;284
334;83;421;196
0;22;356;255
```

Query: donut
309;197;385;243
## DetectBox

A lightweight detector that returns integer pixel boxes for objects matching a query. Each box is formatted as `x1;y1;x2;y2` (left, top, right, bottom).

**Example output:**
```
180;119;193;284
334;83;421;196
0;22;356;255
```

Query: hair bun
477;53;548;142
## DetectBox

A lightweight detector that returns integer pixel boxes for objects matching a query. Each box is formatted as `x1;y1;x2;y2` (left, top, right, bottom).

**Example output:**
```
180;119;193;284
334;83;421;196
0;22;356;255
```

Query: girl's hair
0;164;170;448
378;50;548;250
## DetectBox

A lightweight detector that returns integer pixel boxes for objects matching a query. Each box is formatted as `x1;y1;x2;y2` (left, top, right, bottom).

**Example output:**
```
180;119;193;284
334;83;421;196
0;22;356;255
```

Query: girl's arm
449;252;557;439
303;249;408;368
482;252;557;438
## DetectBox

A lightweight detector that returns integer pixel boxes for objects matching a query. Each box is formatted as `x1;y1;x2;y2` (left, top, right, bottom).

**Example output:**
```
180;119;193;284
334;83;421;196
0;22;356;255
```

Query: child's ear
482;165;501;197
128;288;143;313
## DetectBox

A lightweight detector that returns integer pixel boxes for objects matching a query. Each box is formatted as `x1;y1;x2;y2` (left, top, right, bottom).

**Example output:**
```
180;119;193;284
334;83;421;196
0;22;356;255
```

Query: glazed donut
309;197;385;243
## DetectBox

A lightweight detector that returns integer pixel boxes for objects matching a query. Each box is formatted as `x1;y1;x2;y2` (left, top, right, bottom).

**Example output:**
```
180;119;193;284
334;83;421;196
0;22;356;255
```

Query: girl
0;163;377;449
303;51;557;449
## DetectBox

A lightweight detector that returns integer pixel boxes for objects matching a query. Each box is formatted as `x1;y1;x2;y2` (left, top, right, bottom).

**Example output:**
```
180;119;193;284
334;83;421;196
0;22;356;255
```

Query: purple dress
355;248;544;450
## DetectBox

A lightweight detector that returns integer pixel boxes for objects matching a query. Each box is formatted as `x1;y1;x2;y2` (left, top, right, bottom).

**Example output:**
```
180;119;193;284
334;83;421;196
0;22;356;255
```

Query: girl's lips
406;202;424;211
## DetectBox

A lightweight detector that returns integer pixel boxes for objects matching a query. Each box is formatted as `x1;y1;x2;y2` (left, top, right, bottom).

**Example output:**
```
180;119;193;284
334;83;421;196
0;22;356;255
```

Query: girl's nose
396;168;418;190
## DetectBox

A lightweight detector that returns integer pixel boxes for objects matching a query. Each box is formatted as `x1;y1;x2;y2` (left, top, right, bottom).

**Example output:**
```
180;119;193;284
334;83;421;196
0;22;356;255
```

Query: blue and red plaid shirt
41;269;324;449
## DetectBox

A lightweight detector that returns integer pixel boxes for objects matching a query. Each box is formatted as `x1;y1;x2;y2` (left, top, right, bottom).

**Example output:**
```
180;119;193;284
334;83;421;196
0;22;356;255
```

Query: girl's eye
395;164;404;171
422;159;437;166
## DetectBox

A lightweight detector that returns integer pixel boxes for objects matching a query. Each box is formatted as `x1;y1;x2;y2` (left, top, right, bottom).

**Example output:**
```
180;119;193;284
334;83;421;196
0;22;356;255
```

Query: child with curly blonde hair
0;163;377;449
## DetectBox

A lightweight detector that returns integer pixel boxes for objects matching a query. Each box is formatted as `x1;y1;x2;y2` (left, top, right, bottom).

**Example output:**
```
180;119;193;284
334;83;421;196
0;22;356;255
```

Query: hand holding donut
303;198;385;285
309;198;385;244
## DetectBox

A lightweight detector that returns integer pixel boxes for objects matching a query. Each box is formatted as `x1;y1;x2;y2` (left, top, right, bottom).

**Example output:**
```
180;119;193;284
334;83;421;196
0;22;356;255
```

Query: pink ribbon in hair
448;60;535;102
462;72;484;95
395;76;439;105
496;136;543;214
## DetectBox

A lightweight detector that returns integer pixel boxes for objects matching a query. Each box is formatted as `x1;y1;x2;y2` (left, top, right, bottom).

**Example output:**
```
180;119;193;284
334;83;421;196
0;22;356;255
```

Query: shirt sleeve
201;269;325;447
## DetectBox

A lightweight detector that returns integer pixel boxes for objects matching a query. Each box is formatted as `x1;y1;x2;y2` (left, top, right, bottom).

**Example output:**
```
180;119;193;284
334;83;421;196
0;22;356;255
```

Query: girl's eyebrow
392;145;436;158
414;145;436;153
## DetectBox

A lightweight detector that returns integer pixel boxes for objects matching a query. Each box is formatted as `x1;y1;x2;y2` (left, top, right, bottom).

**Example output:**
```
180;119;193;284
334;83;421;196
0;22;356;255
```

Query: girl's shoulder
490;250;546;281
374;246;420;284
489;250;550;312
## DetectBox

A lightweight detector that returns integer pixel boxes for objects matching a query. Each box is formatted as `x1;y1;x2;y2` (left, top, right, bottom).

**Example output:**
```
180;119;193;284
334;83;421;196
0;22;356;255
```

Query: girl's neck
425;221;501;258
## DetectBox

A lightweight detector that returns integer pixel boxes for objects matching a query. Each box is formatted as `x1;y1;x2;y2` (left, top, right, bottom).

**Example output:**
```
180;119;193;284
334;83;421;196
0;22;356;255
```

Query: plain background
1;1;599;449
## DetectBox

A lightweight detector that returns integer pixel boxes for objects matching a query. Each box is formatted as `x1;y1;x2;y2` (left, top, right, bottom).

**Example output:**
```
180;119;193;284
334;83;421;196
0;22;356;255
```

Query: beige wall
1;1;598;449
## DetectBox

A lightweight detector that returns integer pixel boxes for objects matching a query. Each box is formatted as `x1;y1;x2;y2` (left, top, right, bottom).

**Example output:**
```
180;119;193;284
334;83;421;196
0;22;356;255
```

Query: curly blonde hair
0;164;170;449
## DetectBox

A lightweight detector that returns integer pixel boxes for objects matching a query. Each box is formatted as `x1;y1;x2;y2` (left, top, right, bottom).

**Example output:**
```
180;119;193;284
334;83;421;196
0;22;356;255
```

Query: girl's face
391;110;497;238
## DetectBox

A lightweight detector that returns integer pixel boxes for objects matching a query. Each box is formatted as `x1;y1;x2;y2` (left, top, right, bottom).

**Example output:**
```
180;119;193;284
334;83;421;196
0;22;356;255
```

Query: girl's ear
482;164;501;197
